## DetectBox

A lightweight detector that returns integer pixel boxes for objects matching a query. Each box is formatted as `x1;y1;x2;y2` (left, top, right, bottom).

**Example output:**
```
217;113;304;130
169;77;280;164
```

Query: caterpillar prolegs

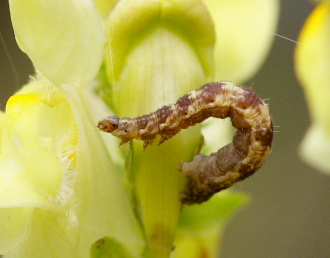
98;82;273;204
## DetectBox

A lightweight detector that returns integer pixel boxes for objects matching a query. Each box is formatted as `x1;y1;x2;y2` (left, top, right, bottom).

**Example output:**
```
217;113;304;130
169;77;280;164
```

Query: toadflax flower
295;2;330;174
0;0;144;257
2;0;279;257
96;0;279;257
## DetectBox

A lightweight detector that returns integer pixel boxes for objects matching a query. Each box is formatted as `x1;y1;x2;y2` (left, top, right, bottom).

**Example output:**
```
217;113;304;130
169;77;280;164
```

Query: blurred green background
1;0;329;257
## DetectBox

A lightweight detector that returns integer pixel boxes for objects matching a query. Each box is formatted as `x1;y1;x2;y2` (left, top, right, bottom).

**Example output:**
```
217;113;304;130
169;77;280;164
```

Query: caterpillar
98;82;273;204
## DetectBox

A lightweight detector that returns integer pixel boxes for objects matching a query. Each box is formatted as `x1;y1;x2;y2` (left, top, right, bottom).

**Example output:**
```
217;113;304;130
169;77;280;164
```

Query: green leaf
178;191;249;232
173;191;249;258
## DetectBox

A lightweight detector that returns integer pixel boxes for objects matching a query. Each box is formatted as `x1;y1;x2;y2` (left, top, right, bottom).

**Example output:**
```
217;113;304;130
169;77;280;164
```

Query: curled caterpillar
98;82;273;204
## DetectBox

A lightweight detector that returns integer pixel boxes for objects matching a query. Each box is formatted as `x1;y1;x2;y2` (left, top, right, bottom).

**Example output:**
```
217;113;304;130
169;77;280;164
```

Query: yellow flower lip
0;83;78;209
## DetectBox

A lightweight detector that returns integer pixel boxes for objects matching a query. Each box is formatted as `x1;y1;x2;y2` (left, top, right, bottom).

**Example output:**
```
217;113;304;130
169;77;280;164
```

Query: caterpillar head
98;115;119;133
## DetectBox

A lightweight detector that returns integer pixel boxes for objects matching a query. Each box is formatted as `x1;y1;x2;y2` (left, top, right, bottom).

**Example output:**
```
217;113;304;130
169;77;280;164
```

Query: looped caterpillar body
98;82;273;204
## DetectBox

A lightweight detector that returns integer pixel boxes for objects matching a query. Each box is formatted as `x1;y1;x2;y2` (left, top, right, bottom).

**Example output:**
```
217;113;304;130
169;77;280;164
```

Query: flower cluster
1;0;278;257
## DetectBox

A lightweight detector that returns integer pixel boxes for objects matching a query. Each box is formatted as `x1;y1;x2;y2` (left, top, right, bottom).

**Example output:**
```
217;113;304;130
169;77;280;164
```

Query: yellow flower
295;2;330;174
1;0;144;257
2;0;279;257
99;0;279;257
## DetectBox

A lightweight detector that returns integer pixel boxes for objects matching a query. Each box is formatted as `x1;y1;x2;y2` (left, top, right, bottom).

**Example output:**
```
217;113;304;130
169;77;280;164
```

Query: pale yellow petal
203;0;279;82
0;111;5;145
93;0;119;19
0;208;33;254
295;3;330;174
9;0;105;87
300;124;330;174
295;3;330;129
105;0;215;87
60;85;145;257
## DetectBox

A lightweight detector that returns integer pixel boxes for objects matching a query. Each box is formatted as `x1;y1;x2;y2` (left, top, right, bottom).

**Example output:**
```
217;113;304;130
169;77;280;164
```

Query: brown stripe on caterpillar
98;82;273;204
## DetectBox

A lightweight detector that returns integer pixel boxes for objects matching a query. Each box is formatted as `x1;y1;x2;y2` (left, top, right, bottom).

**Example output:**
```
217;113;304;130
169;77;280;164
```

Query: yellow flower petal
295;3;330;174
60;84;145;257
0;208;33;253
93;0;119;19
0;80;144;257
296;3;330;129
0;91;76;209
105;0;215;89
300;124;330;173
203;0;279;82
0;111;5;145
9;0;105;87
